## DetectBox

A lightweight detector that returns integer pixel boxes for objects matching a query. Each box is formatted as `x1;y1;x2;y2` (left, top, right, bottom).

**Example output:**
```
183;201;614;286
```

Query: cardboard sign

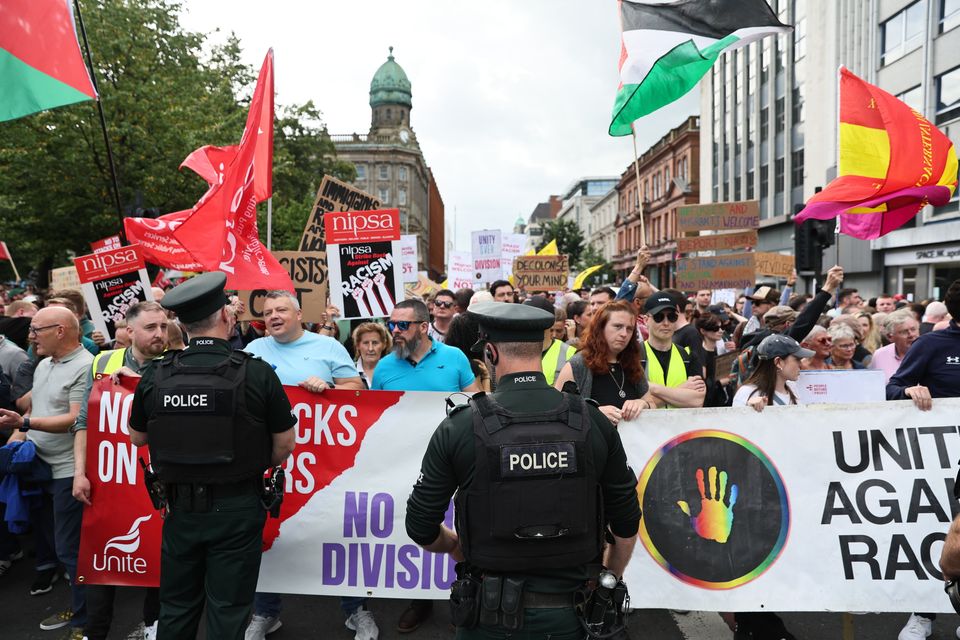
676;252;755;290
754;252;795;278
513;255;569;290
677;201;760;232
471;230;502;283
715;351;737;378
399;235;419;283
49;266;81;291
500;233;528;278
447;251;475;290
300;176;381;251
328;241;403;320
796;370;886;404
324;209;400;245
238;251;327;323
90;235;122;254
676;230;758;253
73;245;153;341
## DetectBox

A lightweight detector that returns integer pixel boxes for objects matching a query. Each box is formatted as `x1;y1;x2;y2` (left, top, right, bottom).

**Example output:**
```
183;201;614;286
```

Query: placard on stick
300;176;381;251
676;230;758;253
73;245;153;341
238;252;328;323
754;252;795;278
50;266;81;291
677;201;760;232
513;255;569;290
676;253;755;290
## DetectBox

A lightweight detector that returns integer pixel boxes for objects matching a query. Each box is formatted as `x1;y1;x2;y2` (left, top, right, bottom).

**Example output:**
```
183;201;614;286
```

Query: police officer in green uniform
128;273;296;640
405;301;642;640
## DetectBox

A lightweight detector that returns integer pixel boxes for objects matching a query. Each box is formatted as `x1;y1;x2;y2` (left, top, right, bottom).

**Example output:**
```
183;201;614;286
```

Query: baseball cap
757;334;815;360
643;293;677;316
749;286;779;304
706;304;730;322
763;305;797;327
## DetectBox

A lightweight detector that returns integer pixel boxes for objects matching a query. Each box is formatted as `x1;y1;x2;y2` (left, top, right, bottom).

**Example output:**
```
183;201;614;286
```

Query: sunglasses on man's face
651;311;679;324
388;320;420;332
433;301;454;309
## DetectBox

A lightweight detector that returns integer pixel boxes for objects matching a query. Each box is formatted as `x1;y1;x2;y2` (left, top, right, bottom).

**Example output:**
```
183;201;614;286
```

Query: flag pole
630;125;646;245
834;65;843;271
266;197;273;250
73;0;126;242
2;243;21;282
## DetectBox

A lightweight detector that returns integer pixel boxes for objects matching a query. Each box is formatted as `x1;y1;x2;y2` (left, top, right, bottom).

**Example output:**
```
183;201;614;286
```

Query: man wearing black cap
405;301;641;639
641;293;705;408
127;272;297;639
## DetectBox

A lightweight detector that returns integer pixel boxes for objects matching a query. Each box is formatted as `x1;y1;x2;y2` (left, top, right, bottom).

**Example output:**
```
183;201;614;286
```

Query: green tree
0;0;352;281
537;218;585;266
576;243;615;286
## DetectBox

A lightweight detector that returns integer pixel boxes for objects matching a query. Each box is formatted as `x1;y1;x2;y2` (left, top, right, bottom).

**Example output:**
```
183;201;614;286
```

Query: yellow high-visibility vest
643;342;688;408
541;339;576;386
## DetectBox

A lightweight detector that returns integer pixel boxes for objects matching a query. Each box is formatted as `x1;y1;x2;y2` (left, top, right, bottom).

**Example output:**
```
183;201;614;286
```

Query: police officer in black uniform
405;301;642;640
128;272;296;640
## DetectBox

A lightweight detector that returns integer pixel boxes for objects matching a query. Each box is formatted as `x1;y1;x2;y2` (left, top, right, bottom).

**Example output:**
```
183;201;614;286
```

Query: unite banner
78;381;960;612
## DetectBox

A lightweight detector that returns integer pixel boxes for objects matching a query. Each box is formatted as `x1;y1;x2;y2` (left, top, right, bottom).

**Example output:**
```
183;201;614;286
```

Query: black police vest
454;392;603;573
146;350;271;484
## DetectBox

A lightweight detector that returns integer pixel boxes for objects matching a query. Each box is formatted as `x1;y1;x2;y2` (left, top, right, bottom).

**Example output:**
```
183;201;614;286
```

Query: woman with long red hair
554;300;654;427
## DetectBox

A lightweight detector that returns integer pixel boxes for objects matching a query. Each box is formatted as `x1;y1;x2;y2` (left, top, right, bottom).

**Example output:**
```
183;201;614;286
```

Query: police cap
160;272;229;323
467;301;554;351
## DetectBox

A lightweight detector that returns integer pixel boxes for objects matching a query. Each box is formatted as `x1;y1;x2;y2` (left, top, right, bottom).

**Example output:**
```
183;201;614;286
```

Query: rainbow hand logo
677;466;738;544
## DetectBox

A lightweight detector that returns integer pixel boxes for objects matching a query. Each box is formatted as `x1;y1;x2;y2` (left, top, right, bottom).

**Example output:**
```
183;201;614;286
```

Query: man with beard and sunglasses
369;298;481;633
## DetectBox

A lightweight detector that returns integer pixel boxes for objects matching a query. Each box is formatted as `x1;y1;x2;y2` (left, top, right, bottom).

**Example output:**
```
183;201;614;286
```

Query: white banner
797;370;886;404
500;233;528;278
471;229;502;283
399;235;419;283
447;250;475;291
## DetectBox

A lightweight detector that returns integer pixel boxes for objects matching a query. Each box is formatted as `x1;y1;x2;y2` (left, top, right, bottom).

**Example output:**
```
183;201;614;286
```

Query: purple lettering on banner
397;545;419;589
348;542;359;586
421;549;432;589
343;492;367;537
385;544;396;588
322;544;345;585
434;552;456;589
370;493;394;538
362;543;385;585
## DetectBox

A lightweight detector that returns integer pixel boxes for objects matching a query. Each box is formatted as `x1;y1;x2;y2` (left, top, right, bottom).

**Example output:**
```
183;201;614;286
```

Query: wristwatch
19;416;30;433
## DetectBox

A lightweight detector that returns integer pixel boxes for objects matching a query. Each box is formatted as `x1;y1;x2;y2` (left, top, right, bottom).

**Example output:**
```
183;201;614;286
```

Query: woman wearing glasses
553;301;655;427
697;313;734;407
826;323;865;369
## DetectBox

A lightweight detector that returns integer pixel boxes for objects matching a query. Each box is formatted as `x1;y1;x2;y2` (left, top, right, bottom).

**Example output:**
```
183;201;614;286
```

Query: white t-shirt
732;381;801;407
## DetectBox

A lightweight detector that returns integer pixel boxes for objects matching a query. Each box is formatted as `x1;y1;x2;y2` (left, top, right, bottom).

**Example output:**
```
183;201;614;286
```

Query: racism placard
754;252;796;279
677;201;760;232
300;176;382;251
399;235;419;283
513;255;569;290
238;252;328;323
471;230;502;283
676;230;759;254
79;384;960;612
446;251;475;290
676;253;756;290
73;245;153;341
500;233;528;278
325;209;402;320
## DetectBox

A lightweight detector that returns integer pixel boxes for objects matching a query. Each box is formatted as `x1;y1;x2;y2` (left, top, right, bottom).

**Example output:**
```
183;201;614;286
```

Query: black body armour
146;350;270;484
454;392;603;573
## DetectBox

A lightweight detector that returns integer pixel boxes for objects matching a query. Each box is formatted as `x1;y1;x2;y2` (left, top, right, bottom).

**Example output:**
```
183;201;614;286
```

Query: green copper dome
369;46;412;108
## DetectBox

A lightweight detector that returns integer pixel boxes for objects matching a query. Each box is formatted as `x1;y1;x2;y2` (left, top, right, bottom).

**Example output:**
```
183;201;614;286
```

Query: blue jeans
45;478;86;628
253;593;366;618
30;489;58;571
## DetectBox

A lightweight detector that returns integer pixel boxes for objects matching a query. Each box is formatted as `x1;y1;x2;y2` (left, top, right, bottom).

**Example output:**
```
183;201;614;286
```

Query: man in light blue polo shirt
242;291;367;640
371;299;480;392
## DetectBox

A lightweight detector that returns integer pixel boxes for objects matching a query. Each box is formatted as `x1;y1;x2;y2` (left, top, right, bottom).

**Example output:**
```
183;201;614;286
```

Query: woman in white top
352;322;392;389
732;334;813;411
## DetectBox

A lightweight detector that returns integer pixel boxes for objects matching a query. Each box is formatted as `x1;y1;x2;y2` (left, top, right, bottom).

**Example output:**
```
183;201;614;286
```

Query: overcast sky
179;0;698;252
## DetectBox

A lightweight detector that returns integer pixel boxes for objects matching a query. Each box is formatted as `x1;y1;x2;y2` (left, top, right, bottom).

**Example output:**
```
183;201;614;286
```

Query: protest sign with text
238;251;327;323
399;235;419;282
324;209;401;245
446;251;475;290
754;252;795;278
676;253;755;290
471;230;502;283
678;201;760;232
796;370;885;404
74;245;153;341
328;241;402;320
513;255;569;290
79;385;960;612
300;177;381;251
676;230;759;254
499;233;528;278
90;235;122;254
50;265;81;291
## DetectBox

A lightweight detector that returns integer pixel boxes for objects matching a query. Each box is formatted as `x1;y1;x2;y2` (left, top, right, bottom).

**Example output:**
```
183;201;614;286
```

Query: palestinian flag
610;0;790;136
0;0;98;122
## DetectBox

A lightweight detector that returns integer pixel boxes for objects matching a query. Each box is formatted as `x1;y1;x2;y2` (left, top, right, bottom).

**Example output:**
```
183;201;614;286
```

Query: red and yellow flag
795;68;958;239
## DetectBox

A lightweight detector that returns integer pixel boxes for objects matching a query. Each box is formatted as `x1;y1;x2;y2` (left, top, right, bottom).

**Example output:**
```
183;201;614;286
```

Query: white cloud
180;0;698;253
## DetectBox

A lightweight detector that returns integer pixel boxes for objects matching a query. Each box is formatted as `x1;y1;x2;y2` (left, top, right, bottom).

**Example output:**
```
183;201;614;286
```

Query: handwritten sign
300;176;381;251
754;252;795;278
447;251;475;290
50;266;81;291
238;252;328;323
676;230;758;254
676;253;755;290
513;255;569;290
677;201;760;232
399;235;419;282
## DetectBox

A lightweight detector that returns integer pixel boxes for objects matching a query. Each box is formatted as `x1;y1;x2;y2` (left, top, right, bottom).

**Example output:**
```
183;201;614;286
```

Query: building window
379;188;389;204
398;166;407;182
664;167;671;193
792;85;805;123
356;164;366;180
793;17;806;61
760;106;769;141
791;149;804;189
775;97;785;132
398;188;407;206
944;0;960;32
747;170;755;199
881;1;926;66
775;157;785;194
760;164;769;198
734;175;742;201
898;85;924;112
936;66;960;124
379;165;389;180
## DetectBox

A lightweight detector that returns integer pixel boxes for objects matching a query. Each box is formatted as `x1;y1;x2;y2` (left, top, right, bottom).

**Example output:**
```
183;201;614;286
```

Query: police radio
260;466;285;518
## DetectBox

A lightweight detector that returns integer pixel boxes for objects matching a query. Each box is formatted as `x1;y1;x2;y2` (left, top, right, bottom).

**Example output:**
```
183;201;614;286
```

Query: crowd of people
0;244;958;640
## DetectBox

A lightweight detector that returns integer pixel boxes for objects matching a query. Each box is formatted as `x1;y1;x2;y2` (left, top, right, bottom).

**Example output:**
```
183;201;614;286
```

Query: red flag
179;144;238;188
123;211;202;271
172;50;290;290
0;241;10;261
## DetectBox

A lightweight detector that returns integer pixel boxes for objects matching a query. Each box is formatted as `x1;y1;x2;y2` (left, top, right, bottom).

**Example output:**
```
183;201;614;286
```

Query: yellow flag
573;265;604;290
538;239;559;255
440;279;448;288
524;248;535;256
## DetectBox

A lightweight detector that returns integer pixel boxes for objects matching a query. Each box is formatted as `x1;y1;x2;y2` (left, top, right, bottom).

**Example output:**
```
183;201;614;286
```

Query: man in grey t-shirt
0;306;93;633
